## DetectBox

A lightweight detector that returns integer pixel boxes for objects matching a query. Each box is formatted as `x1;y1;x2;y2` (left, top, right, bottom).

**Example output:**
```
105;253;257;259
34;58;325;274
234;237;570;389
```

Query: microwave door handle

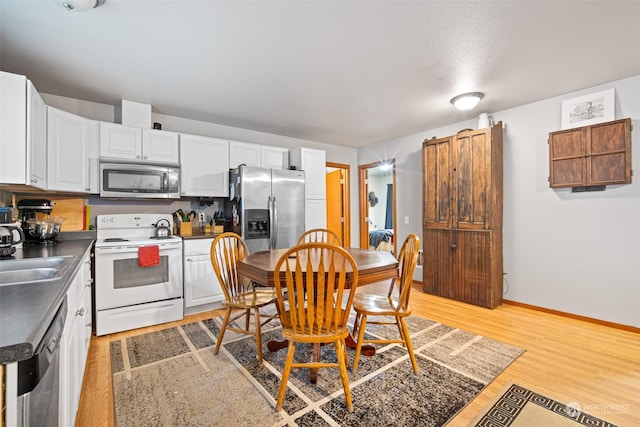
163;173;169;191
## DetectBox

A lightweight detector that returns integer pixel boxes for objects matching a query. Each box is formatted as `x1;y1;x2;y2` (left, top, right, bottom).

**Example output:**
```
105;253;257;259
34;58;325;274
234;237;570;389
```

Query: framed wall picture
561;88;615;129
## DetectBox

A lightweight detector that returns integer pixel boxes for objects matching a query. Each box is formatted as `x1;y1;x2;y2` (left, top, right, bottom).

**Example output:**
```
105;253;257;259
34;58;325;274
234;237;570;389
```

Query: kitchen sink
0;256;73;286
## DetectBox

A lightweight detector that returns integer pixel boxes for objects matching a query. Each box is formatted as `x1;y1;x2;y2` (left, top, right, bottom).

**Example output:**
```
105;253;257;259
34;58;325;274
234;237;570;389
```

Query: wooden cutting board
50;197;85;231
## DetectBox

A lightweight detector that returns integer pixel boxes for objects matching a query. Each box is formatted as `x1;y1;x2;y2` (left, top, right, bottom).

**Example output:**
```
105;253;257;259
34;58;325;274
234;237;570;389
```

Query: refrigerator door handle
267;196;272;249
272;196;278;249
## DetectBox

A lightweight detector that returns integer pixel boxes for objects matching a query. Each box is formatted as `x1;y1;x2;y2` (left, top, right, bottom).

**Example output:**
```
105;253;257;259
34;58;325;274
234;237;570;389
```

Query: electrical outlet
404;216;409;224
198;211;205;224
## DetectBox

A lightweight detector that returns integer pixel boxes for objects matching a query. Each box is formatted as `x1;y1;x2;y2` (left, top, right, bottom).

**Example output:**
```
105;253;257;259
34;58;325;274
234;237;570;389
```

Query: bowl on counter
25;217;66;241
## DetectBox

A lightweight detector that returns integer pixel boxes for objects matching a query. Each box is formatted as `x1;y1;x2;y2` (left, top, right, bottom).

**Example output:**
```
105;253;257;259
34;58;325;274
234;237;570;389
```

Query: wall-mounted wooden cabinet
548;118;632;189
422;123;503;308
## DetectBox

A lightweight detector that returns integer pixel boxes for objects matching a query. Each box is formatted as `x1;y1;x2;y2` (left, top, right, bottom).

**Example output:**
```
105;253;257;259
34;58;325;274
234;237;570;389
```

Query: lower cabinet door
184;254;225;307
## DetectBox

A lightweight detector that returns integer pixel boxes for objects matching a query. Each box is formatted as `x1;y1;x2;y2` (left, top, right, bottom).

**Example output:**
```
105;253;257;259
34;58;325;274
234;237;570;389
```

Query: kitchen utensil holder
180;222;192;236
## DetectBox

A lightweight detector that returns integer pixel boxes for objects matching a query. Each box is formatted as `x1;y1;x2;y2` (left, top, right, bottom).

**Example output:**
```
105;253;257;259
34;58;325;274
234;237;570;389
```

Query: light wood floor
76;283;640;426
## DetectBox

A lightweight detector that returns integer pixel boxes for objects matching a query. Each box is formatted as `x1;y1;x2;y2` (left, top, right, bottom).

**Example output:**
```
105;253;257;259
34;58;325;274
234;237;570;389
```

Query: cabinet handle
450;244;457;249
143;155;148;160
76;308;85;316
31;178;38;183
136;155;141;159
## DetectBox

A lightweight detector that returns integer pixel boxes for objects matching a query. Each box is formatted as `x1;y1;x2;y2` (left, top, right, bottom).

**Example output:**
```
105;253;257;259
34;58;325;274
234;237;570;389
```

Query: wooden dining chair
273;243;358;413
297;228;342;246
210;232;278;365
351;233;420;374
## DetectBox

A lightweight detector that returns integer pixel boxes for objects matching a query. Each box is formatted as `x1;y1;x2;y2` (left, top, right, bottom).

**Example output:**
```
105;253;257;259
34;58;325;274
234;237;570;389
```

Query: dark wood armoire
422;123;503;308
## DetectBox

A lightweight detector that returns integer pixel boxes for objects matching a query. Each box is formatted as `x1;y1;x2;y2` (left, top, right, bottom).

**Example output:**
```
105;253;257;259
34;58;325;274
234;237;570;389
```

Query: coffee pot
0;226;25;257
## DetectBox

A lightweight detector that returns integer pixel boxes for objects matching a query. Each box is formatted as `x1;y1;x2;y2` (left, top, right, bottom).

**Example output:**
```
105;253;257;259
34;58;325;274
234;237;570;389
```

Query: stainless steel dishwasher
17;297;67;426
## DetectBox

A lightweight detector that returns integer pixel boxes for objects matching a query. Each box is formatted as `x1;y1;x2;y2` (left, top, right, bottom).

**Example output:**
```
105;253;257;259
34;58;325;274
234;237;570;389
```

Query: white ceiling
1;1;639;148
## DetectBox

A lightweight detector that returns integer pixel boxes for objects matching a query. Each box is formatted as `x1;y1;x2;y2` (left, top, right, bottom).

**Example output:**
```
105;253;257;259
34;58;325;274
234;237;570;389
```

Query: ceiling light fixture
450;92;485;111
53;0;103;12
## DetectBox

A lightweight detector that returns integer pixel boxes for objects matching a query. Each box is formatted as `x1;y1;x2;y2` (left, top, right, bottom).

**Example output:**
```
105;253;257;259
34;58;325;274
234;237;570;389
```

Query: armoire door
423;136;452;229
452;129;492;230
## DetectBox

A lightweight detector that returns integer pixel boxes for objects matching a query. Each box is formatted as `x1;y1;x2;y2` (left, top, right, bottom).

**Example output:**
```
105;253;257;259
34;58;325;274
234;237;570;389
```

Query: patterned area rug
110;314;524;426
473;383;618;427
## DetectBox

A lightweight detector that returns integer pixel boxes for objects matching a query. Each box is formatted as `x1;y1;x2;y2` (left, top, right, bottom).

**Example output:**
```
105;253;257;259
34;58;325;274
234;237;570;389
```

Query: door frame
326;162;351;247
358;159;396;253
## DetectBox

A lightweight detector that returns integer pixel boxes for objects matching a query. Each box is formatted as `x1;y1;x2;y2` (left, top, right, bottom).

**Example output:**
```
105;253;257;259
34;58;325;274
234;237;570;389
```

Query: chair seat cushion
352;293;411;316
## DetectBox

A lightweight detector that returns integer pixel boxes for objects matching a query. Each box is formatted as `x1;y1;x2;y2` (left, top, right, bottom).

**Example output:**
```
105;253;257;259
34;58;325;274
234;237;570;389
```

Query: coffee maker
17;199;57;244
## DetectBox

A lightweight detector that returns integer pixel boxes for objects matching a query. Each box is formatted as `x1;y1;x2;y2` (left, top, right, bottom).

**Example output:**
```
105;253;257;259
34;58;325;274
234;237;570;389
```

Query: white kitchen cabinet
261;145;289;170
59;251;92;427
289;147;327;231
289;147;326;199
180;134;229;197
305;198;327;230
229;140;289;170
183;238;225;314
229;140;261;168
0;71;47;189
47;107;99;193
100;122;179;164
99;122;141;161
142;129;180;164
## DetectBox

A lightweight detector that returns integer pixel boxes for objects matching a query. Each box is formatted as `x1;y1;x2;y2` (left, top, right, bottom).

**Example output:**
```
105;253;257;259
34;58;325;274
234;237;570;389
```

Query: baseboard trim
503;299;639;334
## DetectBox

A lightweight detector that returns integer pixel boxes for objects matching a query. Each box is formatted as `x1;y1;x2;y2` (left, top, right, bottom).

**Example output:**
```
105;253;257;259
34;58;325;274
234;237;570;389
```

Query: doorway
325;162;351;247
359;160;396;254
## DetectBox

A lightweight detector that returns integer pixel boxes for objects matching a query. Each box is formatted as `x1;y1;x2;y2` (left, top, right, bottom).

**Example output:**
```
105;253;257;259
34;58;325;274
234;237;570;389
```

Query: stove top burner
104;238;129;242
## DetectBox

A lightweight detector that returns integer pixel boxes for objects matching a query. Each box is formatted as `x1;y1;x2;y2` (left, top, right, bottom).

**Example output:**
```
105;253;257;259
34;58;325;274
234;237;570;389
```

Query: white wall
358;75;640;327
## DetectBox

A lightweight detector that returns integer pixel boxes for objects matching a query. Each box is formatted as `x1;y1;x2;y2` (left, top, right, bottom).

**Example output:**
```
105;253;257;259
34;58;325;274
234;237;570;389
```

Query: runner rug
110;314;524;426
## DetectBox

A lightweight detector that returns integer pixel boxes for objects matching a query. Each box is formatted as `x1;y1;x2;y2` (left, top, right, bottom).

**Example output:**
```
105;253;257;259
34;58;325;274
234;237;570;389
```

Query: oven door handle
95;244;182;254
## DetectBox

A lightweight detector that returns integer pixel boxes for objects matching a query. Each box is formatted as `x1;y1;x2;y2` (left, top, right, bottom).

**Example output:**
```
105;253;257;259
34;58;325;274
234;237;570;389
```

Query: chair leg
352;314;368;373
276;341;296;411
215;307;232;355
400;317;419;374
245;308;251;331
335;339;354;413
254;308;263;365
395;315;406;348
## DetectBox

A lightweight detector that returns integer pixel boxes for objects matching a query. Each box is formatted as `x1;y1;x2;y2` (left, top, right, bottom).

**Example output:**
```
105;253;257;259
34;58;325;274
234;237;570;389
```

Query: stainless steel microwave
100;162;181;199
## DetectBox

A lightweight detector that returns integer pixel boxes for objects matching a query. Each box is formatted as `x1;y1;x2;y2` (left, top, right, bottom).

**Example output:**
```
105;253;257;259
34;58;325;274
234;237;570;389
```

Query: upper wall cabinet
99;122;179;165
289;147;326;199
0;71;47;189
47;107;99;193
289;147;327;230
180;134;229;197
548;118;632;189
229;140;289;170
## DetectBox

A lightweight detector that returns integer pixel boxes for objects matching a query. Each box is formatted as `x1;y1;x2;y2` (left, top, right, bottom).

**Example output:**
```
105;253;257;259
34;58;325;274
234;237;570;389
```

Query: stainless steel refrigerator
226;165;305;253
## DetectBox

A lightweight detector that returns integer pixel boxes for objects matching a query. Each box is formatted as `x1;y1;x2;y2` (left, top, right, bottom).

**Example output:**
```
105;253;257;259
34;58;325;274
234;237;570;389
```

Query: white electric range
94;213;183;336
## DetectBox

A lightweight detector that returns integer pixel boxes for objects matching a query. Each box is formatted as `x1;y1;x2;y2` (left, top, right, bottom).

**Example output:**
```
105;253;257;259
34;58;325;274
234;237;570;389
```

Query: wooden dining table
237;247;399;382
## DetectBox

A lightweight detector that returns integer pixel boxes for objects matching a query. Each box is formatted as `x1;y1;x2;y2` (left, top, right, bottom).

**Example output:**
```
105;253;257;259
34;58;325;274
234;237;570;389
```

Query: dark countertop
0;236;94;364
